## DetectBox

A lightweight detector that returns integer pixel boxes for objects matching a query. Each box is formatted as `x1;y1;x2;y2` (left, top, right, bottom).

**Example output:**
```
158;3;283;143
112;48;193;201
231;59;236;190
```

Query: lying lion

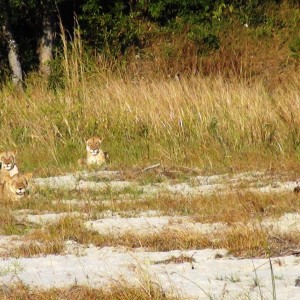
0;173;32;202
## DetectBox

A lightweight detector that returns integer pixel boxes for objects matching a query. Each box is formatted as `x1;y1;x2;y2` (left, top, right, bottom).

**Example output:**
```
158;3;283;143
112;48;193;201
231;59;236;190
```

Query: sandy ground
1;170;300;299
1;246;300;299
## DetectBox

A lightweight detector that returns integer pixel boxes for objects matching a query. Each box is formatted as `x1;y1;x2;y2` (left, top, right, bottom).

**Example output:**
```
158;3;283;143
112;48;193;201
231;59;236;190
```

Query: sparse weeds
227;273;241;283
0;261;23;277
34;185;143;201
11;185;144;215
0;209;35;235
0;282;176;300
153;254;196;265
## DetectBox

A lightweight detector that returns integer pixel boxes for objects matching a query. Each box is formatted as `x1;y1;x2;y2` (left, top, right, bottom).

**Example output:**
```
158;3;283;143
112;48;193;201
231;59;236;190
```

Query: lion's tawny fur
0;151;19;184
78;137;107;166
0;173;32;202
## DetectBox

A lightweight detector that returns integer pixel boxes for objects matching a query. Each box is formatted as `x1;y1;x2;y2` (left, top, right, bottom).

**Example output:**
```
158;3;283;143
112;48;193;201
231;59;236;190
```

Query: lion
0;173;33;202
0;150;19;184
78;136;109;166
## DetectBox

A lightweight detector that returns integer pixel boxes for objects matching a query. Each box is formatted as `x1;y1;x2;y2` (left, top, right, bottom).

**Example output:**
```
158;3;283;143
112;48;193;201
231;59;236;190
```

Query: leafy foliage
80;1;141;55
0;0;299;78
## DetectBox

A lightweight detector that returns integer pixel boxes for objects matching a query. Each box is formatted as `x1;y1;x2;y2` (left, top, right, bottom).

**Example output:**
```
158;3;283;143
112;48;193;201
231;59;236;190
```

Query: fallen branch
142;163;161;172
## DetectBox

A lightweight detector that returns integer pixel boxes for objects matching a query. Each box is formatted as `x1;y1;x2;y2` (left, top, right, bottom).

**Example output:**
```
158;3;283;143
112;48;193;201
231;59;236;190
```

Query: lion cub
0;173;32;201
0;151;19;184
78;137;108;166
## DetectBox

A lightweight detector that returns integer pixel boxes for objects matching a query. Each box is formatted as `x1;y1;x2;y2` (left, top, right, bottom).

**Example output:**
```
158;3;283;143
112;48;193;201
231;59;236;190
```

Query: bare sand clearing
1;170;300;299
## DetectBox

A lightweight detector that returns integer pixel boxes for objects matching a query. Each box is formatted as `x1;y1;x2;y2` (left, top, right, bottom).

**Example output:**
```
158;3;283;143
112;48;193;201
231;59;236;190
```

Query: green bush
80;1;141;55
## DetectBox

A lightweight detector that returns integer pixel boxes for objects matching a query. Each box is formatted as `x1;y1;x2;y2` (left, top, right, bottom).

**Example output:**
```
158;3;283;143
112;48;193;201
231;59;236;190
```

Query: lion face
7;173;32;199
86;137;103;156
0;151;17;171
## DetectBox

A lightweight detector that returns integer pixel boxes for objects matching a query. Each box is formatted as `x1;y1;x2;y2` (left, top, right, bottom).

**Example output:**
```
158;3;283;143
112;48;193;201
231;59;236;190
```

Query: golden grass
14;240;64;257
12;216;300;259
9;186;300;225
13;217;211;257
190;191;300;224
0;283;175;300
6;185;300;259
1;31;300;176
3;175;300;259
1;9;300;177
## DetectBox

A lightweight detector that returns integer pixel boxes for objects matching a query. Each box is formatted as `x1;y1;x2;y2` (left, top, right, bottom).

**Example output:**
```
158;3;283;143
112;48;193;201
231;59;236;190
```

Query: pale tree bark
2;22;23;87
37;5;54;75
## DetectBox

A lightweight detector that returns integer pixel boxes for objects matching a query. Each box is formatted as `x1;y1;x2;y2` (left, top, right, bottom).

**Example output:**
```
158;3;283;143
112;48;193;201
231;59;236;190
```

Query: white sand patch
15;212;87;225
76;170;121;180
140;181;227;196
52;199;94;206
85;216;226;235
32;170;127;191
0;236;24;256
33;175;137;192
262;213;300;233
64;240;90;256
51;198;141;207
71;194;151;206
250;181;296;193
32;171;298;197
192;171;280;188
14;207;300;236
193;171;267;185
76;180;138;191
0;247;300;299
63;208;300;237
95;210;162;219
165;182;227;195
33;175;78;189
98;197;144;206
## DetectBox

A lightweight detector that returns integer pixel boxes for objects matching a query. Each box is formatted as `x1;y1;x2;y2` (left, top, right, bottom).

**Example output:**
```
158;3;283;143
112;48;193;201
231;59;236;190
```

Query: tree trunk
2;0;23;88
2;23;23;87
38;7;54;75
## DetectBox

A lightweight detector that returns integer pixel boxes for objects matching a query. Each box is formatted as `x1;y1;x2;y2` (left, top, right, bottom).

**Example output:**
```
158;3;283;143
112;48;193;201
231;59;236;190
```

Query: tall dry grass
1;27;300;176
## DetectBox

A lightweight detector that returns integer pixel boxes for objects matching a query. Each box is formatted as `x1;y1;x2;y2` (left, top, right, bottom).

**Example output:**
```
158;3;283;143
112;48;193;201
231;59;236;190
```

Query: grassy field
1;9;300;297
1;44;300;177
1;2;300;178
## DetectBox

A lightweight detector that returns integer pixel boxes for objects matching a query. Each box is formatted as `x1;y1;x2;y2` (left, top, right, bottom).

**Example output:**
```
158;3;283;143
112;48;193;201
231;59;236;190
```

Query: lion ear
13;150;18;156
98;137;103;143
24;172;33;180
